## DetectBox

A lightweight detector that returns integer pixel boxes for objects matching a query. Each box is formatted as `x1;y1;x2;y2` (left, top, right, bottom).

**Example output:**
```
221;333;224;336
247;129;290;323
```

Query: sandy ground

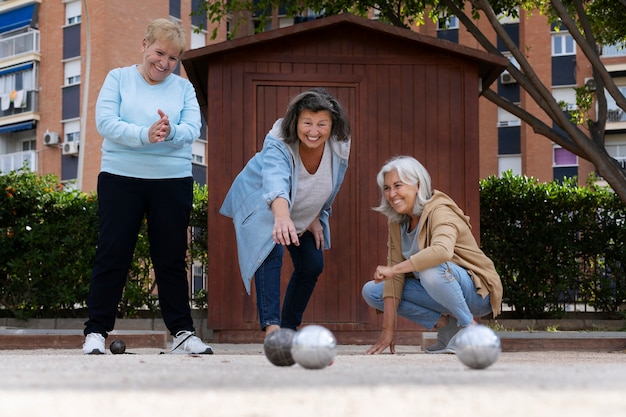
1;344;625;417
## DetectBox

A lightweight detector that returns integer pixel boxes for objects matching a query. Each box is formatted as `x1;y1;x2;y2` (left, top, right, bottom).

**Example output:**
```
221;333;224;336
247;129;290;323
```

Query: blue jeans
254;231;323;331
84;172;195;337
361;262;492;328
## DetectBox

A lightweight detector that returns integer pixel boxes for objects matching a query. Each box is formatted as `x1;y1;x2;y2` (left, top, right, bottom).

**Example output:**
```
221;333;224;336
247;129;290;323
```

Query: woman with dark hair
220;88;351;335
362;156;502;355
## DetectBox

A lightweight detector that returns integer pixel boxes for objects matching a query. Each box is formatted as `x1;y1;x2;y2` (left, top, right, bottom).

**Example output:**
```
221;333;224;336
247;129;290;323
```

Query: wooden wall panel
195;21;487;342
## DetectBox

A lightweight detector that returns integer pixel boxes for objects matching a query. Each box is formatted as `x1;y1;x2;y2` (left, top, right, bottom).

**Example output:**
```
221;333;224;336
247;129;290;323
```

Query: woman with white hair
362;156;502;355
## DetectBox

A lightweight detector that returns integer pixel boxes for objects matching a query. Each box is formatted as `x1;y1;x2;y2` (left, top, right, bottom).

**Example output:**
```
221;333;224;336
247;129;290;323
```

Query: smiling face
383;169;419;215
140;38;180;84
296;109;332;152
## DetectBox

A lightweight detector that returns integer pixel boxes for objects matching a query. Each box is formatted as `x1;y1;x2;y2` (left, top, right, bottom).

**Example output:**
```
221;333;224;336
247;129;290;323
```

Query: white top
291;142;333;234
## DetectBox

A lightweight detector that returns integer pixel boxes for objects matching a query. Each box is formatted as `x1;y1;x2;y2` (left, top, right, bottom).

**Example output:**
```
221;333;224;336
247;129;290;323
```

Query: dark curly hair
280;87;351;144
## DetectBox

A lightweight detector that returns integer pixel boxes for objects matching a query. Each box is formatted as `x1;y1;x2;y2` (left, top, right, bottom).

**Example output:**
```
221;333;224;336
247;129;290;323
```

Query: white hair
373;156;433;223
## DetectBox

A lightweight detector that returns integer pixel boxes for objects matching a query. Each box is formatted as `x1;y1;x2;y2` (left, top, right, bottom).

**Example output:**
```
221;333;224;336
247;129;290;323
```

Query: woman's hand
273;216;298;246
365;296;399;354
365;327;396;355
271;198;299;246
148;109;170;143
374;265;395;283
306;217;324;249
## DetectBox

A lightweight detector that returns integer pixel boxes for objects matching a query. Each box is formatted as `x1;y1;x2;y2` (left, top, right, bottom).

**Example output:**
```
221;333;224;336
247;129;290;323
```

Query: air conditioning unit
62;141;79;156
584;77;597;91
43;131;59;145
500;72;517;85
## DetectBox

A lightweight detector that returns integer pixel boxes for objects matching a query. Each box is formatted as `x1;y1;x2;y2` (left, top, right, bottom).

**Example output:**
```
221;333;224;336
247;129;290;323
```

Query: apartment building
1;1;624;192
430;9;626;184
0;0;212;192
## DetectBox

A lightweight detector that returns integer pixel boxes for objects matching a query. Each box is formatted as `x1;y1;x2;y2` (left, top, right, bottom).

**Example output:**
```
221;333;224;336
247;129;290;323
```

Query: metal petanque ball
109;339;126;355
291;325;337;370
263;328;296;366
454;324;501;370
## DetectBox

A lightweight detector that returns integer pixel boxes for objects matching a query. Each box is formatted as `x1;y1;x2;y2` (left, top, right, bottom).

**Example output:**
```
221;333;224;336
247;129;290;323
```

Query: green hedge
0;170;208;319
2;170;625;319
480;172;626;318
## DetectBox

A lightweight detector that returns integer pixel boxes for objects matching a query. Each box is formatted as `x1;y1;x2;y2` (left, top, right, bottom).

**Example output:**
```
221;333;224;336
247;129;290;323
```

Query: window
63;120;80;142
503;52;520;70
498;107;521;127
64;59;80;86
191;0;207;29
498;155;522;177
553;146;577;167
552;33;575;56
606;86;626;123
192;141;204;165
21;138;35;151
190;26;206;49
0;64;36;98
606;143;626;168
65;1;82;25
498;11;520;24
437;15;459;30
552;86;576;111
169;0;181;19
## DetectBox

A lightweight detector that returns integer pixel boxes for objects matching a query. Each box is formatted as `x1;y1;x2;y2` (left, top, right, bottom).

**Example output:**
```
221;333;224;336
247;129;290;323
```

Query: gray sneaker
83;333;105;355
425;316;459;354
171;330;213;354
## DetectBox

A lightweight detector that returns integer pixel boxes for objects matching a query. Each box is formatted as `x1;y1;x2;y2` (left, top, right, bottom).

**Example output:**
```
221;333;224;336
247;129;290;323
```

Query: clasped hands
149;109;170;143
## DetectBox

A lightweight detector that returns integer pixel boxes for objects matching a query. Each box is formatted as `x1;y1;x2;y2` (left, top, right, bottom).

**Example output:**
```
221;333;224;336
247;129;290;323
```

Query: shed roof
182;13;508;109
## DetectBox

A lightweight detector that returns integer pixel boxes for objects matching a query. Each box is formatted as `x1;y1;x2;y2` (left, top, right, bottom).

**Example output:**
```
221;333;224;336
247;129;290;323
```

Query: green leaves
480;172;626;317
0;171;209;319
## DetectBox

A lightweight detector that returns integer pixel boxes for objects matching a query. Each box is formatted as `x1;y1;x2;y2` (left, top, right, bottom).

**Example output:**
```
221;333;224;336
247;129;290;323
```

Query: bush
2;169;624;319
480;172;626;318
0;170;209;319
0;170;98;318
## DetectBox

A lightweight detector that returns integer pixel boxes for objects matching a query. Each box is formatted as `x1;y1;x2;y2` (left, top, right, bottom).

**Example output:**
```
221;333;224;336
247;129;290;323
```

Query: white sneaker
171;330;213;354
83;333;105;355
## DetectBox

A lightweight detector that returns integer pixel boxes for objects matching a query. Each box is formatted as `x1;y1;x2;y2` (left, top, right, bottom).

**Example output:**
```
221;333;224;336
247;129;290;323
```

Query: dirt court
1;344;625;417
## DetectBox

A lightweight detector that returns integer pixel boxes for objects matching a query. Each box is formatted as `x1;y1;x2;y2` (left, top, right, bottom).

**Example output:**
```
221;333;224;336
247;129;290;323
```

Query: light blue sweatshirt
95;65;201;179
220;119;351;294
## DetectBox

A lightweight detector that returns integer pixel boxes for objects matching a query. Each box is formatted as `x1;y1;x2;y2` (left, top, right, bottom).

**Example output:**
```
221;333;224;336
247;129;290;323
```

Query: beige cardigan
382;190;503;317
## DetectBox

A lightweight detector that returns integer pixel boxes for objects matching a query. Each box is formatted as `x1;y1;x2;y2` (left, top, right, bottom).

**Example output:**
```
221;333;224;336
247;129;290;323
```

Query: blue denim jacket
220;119;351;294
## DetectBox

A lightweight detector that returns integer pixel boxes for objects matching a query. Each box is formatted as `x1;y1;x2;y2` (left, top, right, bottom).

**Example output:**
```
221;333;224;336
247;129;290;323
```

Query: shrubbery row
2;170;625;319
0;170;208;319
480;172;625;318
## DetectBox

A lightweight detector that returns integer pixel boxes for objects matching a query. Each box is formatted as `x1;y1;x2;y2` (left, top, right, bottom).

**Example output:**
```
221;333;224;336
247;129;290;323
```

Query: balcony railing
601;44;626;58
0;90;38;117
0;150;36;175
0;30;40;60
607;108;626;123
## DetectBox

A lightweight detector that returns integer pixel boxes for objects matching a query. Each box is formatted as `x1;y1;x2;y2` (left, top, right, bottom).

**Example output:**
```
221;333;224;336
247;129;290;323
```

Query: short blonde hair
145;18;186;57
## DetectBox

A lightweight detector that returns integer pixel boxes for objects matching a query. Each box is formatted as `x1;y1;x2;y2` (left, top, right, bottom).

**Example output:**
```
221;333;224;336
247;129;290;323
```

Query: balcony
0;150;36;175
601;44;626;58
0;30;39;61
0;89;37;117
607;108;625;123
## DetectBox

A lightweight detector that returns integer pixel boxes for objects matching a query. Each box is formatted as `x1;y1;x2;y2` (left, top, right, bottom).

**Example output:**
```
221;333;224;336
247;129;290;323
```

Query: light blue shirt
95;65;201;179
220;119;351;293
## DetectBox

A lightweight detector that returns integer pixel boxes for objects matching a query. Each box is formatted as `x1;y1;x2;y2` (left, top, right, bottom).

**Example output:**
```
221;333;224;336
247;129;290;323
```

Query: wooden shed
182;13;507;344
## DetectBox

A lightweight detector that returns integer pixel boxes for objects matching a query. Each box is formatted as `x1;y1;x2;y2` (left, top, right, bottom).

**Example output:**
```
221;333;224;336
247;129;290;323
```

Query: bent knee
361;280;383;304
